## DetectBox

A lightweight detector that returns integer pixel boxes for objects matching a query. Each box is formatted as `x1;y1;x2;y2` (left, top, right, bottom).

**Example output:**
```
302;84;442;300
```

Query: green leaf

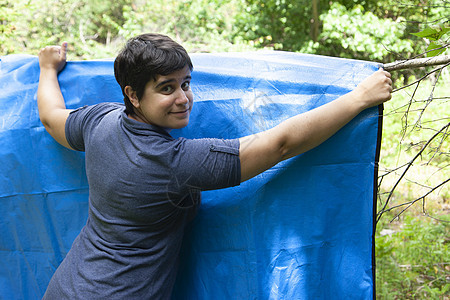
438;26;450;39
412;25;450;41
426;41;445;57
412;27;439;40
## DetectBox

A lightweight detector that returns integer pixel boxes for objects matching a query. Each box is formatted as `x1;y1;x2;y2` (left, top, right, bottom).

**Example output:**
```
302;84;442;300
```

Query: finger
378;66;391;77
39;46;53;56
60;42;68;60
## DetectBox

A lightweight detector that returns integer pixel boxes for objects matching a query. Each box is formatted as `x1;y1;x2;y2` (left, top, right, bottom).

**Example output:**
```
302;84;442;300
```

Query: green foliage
149;0;256;52
376;214;449;299
1;0;135;58
0;0;256;57
0;0;33;54
2;0;448;63
412;25;450;42
228;0;449;65
302;3;414;62
412;24;450;57
233;0;325;50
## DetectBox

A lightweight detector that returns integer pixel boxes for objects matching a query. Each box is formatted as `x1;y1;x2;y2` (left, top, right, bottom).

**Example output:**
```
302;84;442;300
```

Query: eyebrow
155;76;192;89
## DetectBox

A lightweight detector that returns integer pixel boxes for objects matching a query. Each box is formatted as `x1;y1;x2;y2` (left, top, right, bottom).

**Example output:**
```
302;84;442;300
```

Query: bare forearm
239;69;392;182
275;68;393;160
277;91;361;160
239;92;363;181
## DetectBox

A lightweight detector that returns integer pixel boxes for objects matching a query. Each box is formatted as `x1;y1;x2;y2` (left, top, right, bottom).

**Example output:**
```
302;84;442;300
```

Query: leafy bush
302;3;414;62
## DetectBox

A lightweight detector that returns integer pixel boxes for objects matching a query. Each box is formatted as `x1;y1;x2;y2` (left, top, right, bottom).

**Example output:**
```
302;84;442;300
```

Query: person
38;33;392;299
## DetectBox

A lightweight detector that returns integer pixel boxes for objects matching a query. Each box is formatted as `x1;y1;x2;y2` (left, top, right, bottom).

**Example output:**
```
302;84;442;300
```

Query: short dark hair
114;33;193;114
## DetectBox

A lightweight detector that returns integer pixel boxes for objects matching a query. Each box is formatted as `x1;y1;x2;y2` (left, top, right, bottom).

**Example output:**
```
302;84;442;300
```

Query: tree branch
376;121;450;224
383;55;450;71
391;62;450;92
381;177;450;223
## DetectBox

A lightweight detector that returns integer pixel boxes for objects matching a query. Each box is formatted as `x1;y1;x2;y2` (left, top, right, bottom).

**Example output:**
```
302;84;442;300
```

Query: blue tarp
0;52;381;299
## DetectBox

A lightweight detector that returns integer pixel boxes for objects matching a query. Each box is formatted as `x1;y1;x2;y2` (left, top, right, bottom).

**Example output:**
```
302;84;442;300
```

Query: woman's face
128;65;194;129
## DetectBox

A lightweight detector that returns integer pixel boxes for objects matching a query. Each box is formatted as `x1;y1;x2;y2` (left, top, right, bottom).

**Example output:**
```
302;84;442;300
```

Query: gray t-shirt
43;102;241;299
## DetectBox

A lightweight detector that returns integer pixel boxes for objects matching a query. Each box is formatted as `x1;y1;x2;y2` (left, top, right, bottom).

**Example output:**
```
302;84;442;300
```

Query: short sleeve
65;103;122;151
168;138;241;191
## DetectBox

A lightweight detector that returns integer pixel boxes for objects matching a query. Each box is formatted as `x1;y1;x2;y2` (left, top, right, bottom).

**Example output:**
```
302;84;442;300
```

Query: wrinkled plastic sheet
0;52;381;299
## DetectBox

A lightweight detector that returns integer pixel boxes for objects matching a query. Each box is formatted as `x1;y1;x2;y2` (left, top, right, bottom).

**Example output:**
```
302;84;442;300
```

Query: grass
376;70;450;299
376;215;449;299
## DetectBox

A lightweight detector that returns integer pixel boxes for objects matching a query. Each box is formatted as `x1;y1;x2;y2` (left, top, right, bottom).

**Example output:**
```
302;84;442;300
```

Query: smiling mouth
170;109;189;114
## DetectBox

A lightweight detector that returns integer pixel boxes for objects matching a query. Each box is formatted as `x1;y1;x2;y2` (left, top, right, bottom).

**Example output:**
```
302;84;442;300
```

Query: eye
161;85;174;94
181;81;190;91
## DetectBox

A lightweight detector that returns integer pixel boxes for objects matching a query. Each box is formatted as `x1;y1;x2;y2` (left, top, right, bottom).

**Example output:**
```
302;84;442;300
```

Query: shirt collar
120;109;172;138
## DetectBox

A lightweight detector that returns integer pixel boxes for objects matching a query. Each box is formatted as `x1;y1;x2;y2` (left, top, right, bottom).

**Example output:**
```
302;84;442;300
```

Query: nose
175;88;189;105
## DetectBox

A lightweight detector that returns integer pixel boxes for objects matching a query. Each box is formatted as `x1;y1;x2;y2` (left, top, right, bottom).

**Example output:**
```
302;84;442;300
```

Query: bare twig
392;62;450;92
411;68;443;130
384;177;450;222
400;80;420;141
423;213;450;223
376;121;450;223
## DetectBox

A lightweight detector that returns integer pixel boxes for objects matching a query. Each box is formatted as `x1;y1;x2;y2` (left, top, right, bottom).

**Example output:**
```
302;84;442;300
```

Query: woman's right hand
38;42;68;73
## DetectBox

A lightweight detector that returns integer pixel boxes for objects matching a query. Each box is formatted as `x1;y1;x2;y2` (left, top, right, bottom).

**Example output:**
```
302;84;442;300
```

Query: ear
124;86;140;108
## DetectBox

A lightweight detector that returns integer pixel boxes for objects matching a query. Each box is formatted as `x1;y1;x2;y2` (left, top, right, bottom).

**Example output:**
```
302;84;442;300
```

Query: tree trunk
311;0;319;42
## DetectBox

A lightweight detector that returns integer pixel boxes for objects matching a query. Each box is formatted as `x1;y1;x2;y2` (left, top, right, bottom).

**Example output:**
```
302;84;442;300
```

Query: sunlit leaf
438;26;450;38
426;41;445;57
412;25;450;41
411;27;439;40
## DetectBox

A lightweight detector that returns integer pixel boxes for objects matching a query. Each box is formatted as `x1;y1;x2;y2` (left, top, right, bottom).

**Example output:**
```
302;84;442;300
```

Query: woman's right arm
238;69;392;182
37;42;74;149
